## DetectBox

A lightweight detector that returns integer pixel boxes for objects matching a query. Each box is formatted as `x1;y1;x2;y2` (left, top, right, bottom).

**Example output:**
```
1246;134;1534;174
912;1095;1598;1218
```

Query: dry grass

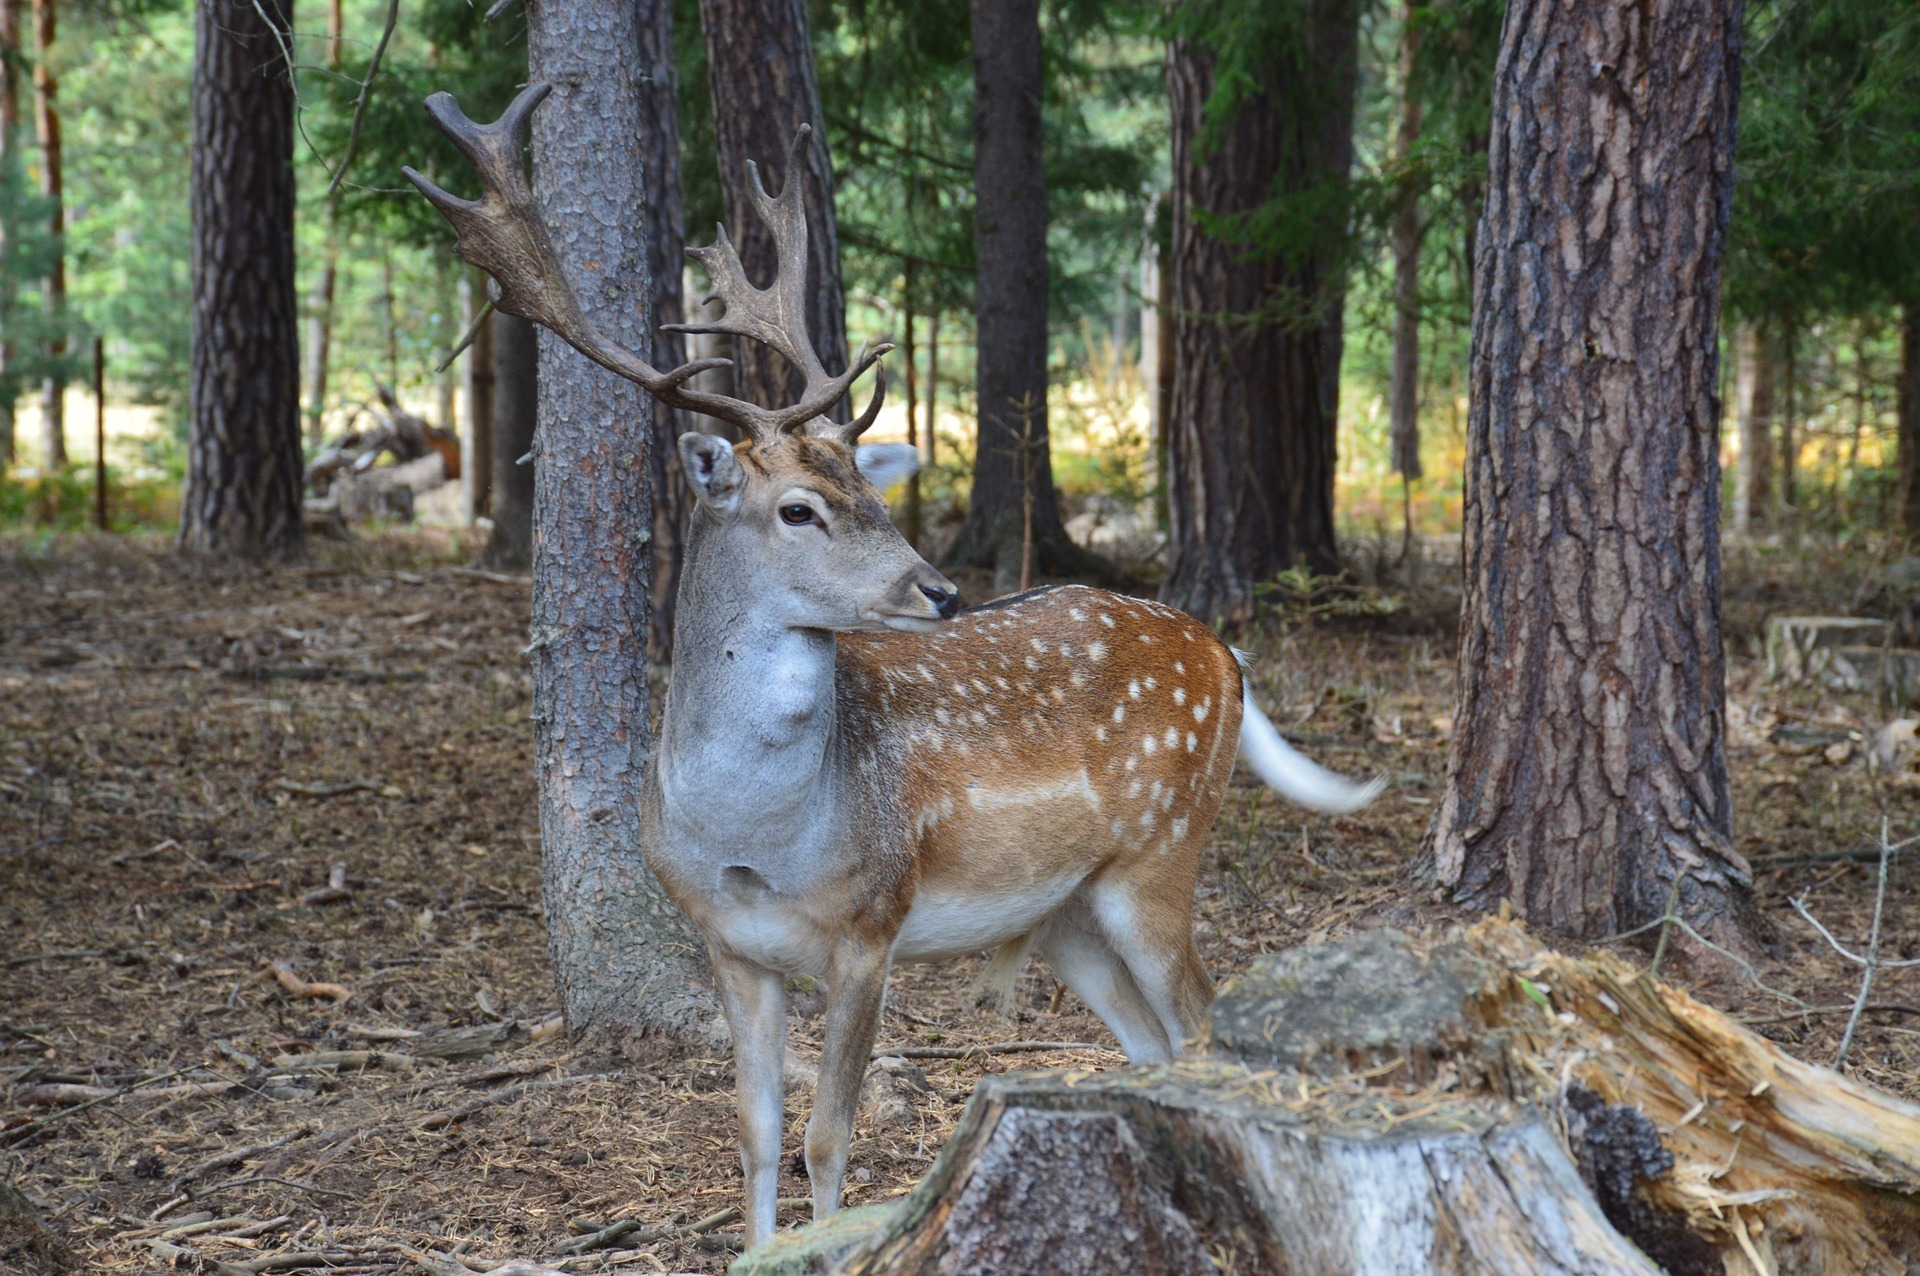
2;530;1916;1274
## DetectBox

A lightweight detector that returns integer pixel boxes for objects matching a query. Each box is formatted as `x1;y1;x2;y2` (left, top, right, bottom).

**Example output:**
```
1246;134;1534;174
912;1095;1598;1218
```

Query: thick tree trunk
638;0;689;664
696;0;847;416
1158;7;1358;627
1387;1;1424;487
459;272;493;525
180;0;303;558
1427;0;1757;951
31;0;62;468
1733;323;1775;536
0;0;18;467
526;0;718;1056
946;0;1107;589
1898;305;1917;538
483;312;534;569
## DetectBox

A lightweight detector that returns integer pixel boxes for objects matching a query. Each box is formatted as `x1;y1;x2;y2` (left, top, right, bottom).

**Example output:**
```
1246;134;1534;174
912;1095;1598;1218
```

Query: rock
1766;616;1893;684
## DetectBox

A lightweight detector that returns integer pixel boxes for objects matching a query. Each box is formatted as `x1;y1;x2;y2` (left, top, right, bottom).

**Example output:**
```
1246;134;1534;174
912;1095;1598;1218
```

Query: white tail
1237;680;1386;814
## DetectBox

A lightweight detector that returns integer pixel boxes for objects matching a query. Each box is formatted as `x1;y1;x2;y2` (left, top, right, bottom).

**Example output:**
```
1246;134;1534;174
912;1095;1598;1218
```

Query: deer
407;85;1384;1251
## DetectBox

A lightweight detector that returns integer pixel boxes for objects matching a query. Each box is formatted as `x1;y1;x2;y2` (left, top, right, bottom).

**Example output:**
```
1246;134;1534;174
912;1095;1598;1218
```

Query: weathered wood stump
736;921;1920;1276
1765;615;1893;683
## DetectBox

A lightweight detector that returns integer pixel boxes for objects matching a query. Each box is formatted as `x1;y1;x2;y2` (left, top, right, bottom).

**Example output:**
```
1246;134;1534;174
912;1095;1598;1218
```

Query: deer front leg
712;953;788;1249
805;938;891;1221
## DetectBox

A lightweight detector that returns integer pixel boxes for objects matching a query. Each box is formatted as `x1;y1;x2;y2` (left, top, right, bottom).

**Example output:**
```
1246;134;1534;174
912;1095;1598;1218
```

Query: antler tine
801;349;889;443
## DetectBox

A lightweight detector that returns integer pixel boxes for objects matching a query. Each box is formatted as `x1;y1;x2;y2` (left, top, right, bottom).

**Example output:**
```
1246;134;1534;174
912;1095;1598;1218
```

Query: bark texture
1732;322;1775;535
1900;304;1919;539
638;0;689;662
31;0;62;468
1427;0;1757;949
696;0;847;415
180;0;303;558
483;312;534;569
946;0;1106;588
525;0;718;1055
1158;9;1358;627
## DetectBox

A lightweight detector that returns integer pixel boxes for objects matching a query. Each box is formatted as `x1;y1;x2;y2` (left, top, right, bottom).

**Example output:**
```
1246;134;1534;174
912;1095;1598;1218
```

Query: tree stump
735;921;1920;1276
1765;616;1894;684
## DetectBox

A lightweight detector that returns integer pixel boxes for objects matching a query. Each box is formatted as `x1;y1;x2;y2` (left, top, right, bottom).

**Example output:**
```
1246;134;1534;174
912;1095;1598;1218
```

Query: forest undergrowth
3;530;1916;1274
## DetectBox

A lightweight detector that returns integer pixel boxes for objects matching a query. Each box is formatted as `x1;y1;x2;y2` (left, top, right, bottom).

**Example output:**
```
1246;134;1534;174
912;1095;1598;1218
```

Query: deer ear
679;433;744;515
855;443;920;493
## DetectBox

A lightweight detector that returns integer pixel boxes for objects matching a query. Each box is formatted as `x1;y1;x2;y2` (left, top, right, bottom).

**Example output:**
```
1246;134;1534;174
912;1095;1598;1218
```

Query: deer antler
403;84;892;445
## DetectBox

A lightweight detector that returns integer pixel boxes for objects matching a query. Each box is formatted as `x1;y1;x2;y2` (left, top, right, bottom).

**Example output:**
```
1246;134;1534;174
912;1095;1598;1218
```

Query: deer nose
918;581;961;619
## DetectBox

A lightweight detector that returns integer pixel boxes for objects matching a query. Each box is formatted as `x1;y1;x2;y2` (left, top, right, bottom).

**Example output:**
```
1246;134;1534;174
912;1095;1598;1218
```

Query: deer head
404;84;956;632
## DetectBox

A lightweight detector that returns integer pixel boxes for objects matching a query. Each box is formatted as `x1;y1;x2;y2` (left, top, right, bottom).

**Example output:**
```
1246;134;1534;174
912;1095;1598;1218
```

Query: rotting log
736;920;1920;1276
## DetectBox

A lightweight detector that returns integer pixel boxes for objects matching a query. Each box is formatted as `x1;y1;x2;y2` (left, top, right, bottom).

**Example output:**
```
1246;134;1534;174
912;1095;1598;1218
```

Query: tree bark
1427;0;1758;952
638;0;689;664
31;0;62;468
1901;303;1920;539
946;0;1107;589
1388;2;1424;487
459;272;493;525
483;312;534;569
1158;6;1358;628
180;0;303;558
526;0;719;1056
696;0;847;416
1733;322;1775;536
0;0;19;467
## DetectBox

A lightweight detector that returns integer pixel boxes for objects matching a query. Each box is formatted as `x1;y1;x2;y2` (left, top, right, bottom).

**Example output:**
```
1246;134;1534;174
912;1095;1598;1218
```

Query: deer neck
656;518;845;872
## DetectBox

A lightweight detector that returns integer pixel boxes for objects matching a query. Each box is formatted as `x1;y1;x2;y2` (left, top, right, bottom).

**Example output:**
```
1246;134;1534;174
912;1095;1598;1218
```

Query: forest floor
3;529;1918;1275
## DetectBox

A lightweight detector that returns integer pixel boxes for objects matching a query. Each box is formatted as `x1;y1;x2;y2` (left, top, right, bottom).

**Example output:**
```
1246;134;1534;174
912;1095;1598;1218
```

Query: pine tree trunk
1158;6;1358;628
1901;303;1920;539
526;0;719;1056
639;0;689;664
31;0;63;468
946;0;1107;590
903;270;921;546
1733;323;1775;536
180;0;303;558
459;272;493;525
1387;2;1423;487
484;312;534;569
696;0;847;416
0;0;18;467
1780;327;1798;522
1427;0;1759;953
305;197;340;447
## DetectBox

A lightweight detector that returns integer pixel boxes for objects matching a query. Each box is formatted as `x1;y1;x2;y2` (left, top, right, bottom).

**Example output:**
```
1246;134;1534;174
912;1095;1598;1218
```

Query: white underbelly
892;876;1083;962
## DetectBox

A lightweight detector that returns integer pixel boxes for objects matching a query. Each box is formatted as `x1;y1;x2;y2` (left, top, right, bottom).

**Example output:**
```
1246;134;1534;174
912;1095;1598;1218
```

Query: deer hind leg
804;937;892;1223
1034;903;1174;1065
712;953;788;1250
1087;867;1211;1058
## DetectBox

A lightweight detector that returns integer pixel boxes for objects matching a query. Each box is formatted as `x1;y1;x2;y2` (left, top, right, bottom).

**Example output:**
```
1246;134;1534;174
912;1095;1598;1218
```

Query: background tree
1158;0;1360;626
523;0;719;1052
178;0;302;557
945;0;1107;588
0;0;18;466
30;0;62;468
696;0;847;415
484;312;535;568
639;0;690;660
1427;0;1759;950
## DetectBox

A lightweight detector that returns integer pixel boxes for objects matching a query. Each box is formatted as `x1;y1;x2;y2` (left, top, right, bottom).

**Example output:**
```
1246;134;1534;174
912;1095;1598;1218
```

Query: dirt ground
3;530;1917;1274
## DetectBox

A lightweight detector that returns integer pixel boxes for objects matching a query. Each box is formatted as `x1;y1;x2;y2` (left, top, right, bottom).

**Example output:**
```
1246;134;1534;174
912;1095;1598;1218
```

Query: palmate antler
402;83;891;446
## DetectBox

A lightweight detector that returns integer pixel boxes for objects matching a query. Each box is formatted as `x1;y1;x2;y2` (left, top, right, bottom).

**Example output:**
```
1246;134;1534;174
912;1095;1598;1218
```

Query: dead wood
742;920;1920;1276
867;1040;1102;1061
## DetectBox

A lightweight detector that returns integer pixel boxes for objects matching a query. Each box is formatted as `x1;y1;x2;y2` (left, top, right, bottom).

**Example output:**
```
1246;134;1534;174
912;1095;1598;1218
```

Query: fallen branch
869;1040;1103;1061
269;778;380;799
3;1068;200;1143
171;1134;307;1192
300;866;352;906
557;1205;741;1255
1743;1002;1920;1026
270;961;353;1004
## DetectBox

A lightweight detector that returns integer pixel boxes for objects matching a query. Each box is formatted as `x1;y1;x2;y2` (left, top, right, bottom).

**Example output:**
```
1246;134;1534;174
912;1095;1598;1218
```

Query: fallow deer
407;86;1383;1250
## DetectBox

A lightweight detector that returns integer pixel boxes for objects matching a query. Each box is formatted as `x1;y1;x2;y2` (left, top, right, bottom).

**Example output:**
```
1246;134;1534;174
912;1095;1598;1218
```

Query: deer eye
779;503;816;527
